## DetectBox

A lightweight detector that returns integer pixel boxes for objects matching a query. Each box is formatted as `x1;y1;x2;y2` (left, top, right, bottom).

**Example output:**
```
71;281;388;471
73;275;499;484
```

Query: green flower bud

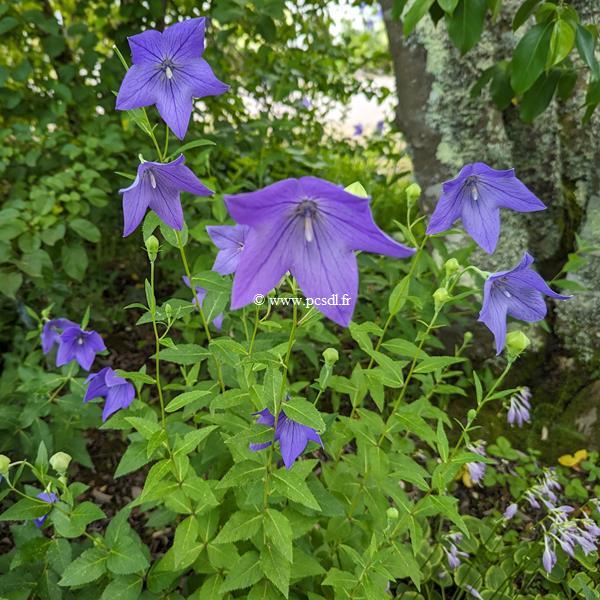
323;348;339;364
0;454;10;476
444;258;460;276
49;452;72;474
506;331;531;359
463;331;473;343
386;507;399;521
405;183;422;206
433;287;450;310
145;235;159;262
467;409;477;422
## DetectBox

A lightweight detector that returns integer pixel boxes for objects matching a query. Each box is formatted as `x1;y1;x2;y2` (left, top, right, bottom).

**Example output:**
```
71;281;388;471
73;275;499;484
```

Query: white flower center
149;171;157;189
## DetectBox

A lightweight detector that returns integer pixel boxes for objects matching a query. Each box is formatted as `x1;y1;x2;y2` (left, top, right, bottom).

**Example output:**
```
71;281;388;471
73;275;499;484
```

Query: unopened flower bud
467;409;477;423
49;452;72;474
463;331;473;343
386;507;399;521
0;454;10;475
506;331;530;359
145;235;159;262
433;287;450;310
444;258;460;276
405;183;422;206
323;348;339;365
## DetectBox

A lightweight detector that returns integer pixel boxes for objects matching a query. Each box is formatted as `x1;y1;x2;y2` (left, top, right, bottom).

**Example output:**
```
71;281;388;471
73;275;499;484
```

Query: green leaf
69;218;101;243
264;509;293;562
383;338;428;359
219;551;262;593
547;19;575;67
414;356;466;373
519;70;560;122
438;0;459;13
512;0;541;30
58;548;108;587
52;501;106;538
101;575;143;600
214;511;262;544
107;537;149;575
114;441;152;477
158;344;211;365
322;568;358;590
216;461;266;489
576;24;600;78
446;0;487;54
388;276;410;316
273;469;321;511
173;426;217;455
125;416;161;440
166;390;213;412
260;545;290;598
172;516;203;569
61;243;87;281
403;0;435;36
170;138;215;157
511;23;553;94
0;269;22;299
282;398;325;432
0;497;51;521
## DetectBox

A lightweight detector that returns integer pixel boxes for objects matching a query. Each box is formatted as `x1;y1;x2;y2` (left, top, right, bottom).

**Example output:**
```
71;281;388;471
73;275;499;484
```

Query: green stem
149;260;167;430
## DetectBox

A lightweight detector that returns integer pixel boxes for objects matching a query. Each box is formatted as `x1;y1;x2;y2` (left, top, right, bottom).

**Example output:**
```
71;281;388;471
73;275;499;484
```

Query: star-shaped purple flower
115;18;229;139
41;318;77;354
34;491;58;528
56;326;106;371
224;177;415;326
182;276;223;330
119;155;212;236
250;408;323;469
206;224;249;275
479;252;570;354
426;163;546;253
84;367;135;422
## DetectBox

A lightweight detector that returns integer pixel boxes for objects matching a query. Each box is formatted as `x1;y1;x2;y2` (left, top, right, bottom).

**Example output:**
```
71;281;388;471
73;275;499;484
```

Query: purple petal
155;79;194;140
213;313;224;331
253;408;275;427
147;184;185;230
276;418;311;469
127;29;164;65
84;367;111;402
297;177;414;258
290;222;359;327
55;338;78;367
115;64;162;110
478;172;546;212
250;441;273;451
102;383;135;422
120;172;152;236
162;18;206;62
426;190;463;235
206;225;248;276
177;59;229;98
478;280;509;354
75;343;98;371
461;194;500;254
155;155;212;196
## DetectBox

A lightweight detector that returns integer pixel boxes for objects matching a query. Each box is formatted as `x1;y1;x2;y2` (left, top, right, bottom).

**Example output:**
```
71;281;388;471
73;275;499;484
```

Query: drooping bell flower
182;276;223;330
224;177;415;326
478;253;570;354
507;387;532;427
56;326;105;371
41;318;77;354
542;534;557;573
84;367;135;422
465;443;487;486
34;492;58;528
120;155;212;236
206;224;248;276
116;18;229;139
249;408;323;469
426;163;546;253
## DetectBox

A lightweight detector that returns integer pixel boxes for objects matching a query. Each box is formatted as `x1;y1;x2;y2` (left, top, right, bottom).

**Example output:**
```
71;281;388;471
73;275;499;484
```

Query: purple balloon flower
507;387;532;427
224;177;415;326
249;408;323;469
34;492;58;528
478;252;570;354
41;318;77;354
426;163;546;253
115;18;229;139
182;276;223;330
84;367;135;422
119;154;212;237
206;224;249;275
56;326;105;371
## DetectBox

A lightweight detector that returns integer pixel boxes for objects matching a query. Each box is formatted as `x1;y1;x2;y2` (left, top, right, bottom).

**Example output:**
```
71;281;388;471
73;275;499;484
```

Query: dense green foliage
1;1;599;599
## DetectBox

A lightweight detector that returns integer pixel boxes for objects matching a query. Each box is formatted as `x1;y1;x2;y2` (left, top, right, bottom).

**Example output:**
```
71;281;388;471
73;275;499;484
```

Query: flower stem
149;260;167;430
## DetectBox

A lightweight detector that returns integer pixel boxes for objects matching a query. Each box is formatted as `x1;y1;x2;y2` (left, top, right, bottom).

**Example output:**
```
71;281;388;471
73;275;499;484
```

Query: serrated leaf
166;390;213;412
282;398;325;432
260;545;290;598
264;509;293;562
273;469;321;511
219;551;262;593
58;548;107;587
214;511;262;544
158;344;211;365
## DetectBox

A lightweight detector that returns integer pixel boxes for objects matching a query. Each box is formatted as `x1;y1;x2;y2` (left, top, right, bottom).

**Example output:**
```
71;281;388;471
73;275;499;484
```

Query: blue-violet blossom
479;252;570;354
426;163;546;253
41;318;77;354
206;224;249;275
56;325;105;371
116;18;228;139
34;492;58;528
84;367;135;422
